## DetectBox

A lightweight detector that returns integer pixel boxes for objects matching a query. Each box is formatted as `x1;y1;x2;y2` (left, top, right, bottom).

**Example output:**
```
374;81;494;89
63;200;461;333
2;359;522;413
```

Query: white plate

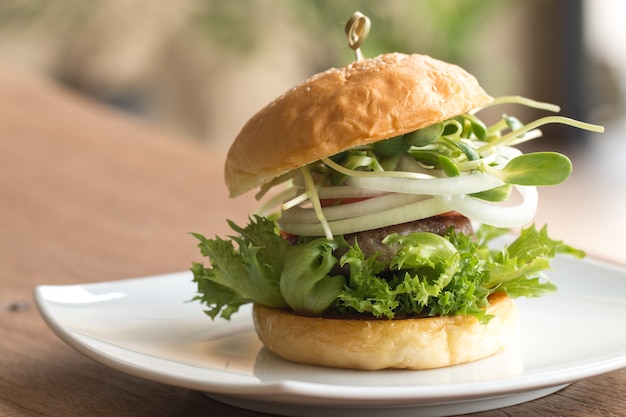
35;255;626;417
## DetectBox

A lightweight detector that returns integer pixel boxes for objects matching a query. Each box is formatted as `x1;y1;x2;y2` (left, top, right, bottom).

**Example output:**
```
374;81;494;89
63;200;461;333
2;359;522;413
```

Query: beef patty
336;212;472;272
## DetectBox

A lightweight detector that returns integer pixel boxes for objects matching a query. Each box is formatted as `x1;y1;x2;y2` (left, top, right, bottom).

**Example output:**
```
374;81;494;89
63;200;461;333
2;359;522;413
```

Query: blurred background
1;0;624;261
0;0;623;153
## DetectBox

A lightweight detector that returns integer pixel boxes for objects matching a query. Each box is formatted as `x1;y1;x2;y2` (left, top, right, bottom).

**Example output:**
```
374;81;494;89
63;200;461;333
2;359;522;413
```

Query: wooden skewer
345;11;371;61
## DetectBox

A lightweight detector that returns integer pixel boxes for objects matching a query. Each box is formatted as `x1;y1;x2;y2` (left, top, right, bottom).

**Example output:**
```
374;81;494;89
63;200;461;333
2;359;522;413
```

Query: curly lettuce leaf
190;216;288;319
280;238;345;314
426;231;493;321
482;224;585;297
191;218;584;321
338;231;489;320
336;242;400;318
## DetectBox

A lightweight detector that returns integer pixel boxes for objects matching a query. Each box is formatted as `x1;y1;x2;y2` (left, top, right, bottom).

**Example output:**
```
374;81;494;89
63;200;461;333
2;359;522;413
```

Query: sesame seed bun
224;52;492;197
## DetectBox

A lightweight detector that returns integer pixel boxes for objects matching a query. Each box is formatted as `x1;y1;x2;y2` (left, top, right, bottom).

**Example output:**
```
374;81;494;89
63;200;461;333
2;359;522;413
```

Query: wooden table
1;60;625;417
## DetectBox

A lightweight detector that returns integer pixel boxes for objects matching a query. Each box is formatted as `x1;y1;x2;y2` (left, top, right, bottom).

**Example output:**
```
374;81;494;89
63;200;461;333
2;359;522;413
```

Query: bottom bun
252;292;519;370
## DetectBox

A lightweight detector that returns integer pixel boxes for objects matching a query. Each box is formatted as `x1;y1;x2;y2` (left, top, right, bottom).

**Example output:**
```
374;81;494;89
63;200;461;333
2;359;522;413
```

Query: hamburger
191;18;603;371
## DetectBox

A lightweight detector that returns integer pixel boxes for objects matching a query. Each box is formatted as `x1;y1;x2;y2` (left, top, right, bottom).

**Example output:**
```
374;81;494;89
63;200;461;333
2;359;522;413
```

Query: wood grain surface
1;60;624;417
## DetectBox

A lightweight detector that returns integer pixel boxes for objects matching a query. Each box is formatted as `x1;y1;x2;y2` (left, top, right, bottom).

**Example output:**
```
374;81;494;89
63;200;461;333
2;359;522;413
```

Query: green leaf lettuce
191;216;584;321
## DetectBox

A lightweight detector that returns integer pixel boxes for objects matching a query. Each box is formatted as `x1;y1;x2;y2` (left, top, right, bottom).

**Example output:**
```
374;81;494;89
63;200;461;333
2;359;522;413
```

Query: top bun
225;53;492;197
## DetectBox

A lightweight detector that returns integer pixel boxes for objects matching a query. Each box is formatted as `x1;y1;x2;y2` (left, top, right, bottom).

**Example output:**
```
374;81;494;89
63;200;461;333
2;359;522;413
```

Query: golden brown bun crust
225;52;492;197
252;292;518;370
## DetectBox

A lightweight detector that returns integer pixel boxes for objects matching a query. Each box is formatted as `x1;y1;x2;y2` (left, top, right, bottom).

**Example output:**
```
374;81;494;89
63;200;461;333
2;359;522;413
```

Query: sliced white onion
436;185;538;228
278;197;450;236
346;172;505;196
281;193;429;224
316;185;387;199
